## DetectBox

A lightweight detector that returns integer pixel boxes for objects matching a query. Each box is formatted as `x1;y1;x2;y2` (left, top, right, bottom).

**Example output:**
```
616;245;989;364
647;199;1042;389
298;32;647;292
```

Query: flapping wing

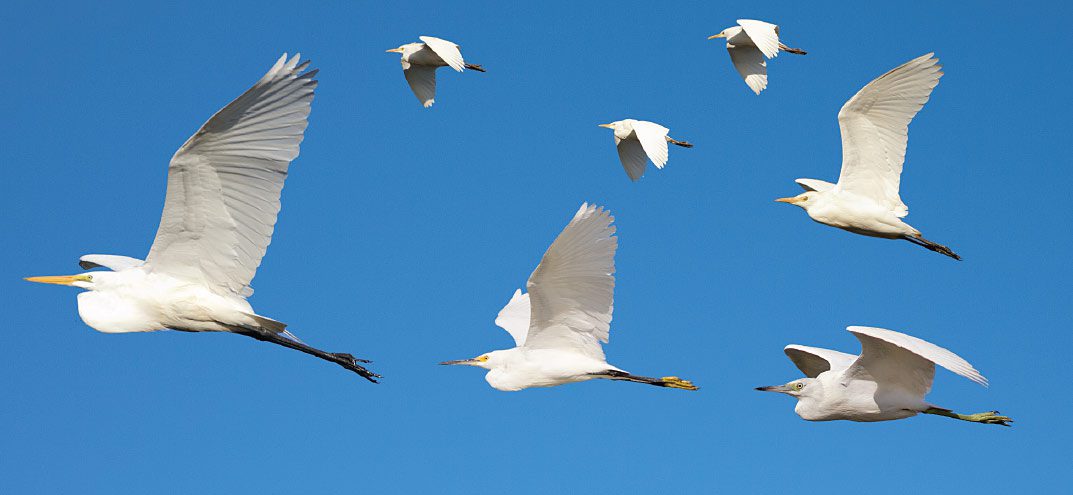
795;178;836;192
79;255;144;271
145;54;317;297
631;121;671;170
836;53;942;217
737;19;780;59
403;62;437;108
615;135;649;181
495;289;531;346
727;44;768;95
524;203;616;361
843;326;987;397
784;344;858;377
419;36;466;72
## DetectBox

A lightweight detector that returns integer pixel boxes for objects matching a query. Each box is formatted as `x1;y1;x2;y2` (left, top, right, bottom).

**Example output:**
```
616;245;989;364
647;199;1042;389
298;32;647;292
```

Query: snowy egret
386;36;485;108
598;119;693;181
25;54;380;382
440;203;698;392
708;19;806;95
775;53;960;260
757;326;1011;426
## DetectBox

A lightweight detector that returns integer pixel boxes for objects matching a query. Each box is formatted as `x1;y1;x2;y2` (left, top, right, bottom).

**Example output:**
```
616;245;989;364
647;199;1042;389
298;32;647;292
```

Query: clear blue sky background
1;1;1070;493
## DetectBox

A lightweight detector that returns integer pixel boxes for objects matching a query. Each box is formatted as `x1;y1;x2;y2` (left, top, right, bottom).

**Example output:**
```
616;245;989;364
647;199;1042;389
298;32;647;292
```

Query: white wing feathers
795;178;836;192
836;53;942;217
615;137;649;181
79;254;144;271
495;289;531;346
145;54;317;297
419;36;466;72
784;344;858;378
631;121;671;170
403;63;437;108
844;326;987;397
523;203;617;360
727;44;768;95
737;19;780;59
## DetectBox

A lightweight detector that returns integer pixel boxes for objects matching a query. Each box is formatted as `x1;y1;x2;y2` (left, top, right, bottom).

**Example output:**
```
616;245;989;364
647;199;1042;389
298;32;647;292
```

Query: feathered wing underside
79;254;144;271
795;178;836;192
524;203;616;361
836;53;942;217
615;136;649;181
737;19;780;59
495;288;531;346
145;54;317;297
784;344;858;378
419;36;466;72
842;326;987;398
403;62;437;108
631;121;671;170
727;44;767;95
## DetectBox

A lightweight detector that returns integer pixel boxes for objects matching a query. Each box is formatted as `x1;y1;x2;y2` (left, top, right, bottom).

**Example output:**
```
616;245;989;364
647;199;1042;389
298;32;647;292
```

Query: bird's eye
477;355;488;362
794;383;803;390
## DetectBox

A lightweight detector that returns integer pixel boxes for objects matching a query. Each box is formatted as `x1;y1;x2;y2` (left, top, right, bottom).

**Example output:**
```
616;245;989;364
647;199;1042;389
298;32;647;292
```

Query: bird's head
775;192;816;209
707;30;728;40
440;350;507;370
25;273;97;290
755;378;818;398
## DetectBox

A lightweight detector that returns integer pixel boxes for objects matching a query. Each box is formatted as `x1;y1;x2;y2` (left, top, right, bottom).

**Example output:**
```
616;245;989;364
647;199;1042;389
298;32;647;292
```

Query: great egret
775;53;960;260
440;203;698;392
708;19;806;95
25;54;380;382
386;36;485;108
757;326;1011;426
598;119;693;181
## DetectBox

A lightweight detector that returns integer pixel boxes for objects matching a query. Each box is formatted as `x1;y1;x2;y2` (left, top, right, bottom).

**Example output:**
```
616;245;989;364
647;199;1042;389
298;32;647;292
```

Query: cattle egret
25;54;380;382
775;53;960;260
598;119;693;181
386;36;485;108
440;203;698;392
708;19;806;95
757;326;1011;426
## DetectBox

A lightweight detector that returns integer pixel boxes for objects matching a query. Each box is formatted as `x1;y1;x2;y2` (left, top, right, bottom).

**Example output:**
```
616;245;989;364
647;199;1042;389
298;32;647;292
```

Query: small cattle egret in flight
757;326;1011;426
775;53;960;260
386;36;485;108
708;19;806;95
440;203;698;392
598;119;693;181
25;54;379;382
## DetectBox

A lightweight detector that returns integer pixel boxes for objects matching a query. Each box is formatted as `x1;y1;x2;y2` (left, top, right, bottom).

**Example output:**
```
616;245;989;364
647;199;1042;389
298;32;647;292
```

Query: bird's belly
809;209;907;238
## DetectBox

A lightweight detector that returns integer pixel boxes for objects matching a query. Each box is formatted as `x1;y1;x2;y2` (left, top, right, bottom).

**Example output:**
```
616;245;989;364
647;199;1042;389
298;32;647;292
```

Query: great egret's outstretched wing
615;135;649;181
843;326;987;397
795;178;836;192
495;289;531;346
79;255;144;271
836;53;942;217
419;36;466;72
145;54;317;297
737;19;780;59
727;44;767;95
784;344;857;377
632;120;671;170
524;203;616;360
403;62;437;108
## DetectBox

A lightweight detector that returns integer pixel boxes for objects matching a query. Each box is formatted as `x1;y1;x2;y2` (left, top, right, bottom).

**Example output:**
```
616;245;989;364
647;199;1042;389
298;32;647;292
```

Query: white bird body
759;326;1011;426
709;19;806;95
387;36;485;108
26;54;379;381
598;119;693;181
776;53;961;259
441;204;697;392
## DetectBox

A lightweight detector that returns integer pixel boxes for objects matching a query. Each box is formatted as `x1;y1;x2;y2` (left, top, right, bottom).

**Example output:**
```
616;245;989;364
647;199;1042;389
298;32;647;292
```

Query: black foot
465;63;487;72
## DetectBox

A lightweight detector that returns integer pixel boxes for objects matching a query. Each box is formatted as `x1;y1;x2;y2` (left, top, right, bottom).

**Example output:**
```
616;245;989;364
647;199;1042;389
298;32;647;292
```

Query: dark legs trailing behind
598;369;698;390
903;234;962;260
232;328;380;383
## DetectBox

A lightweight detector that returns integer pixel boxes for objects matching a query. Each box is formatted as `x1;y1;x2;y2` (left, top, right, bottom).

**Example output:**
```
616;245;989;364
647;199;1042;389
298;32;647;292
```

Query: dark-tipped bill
756;385;792;393
439;358;478;366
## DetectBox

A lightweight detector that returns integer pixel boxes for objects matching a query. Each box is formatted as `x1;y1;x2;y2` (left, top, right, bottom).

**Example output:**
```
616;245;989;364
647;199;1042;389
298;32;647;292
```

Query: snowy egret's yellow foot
660;376;699;391
923;407;1012;426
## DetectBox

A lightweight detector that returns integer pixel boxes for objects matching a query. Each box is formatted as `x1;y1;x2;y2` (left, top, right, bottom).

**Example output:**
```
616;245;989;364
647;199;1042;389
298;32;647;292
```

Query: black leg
232;329;380;383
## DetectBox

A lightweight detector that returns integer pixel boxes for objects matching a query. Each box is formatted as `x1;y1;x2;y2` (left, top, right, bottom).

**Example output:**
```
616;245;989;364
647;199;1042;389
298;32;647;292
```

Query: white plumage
386;36;485;108
709;19;807;95
598;119;693;181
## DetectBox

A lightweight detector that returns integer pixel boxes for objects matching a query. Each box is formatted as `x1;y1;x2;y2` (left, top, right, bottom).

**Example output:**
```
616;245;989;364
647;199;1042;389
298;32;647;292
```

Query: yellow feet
661;376;699;391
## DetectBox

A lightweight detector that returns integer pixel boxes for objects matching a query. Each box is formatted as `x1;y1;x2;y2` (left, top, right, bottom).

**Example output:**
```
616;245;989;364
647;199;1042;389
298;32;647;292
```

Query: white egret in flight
598;119;693;181
775;53;960;260
757;326;1011;426
25;54;379;382
708;19;806;95
386;36;485;108
440;203;698;392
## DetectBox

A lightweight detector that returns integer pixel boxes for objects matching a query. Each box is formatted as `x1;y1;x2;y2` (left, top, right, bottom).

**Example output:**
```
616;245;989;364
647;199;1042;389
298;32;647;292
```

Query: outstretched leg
778;43;807;55
597;370;698;390
232;328;380;383
903;233;962;260
922;407;1012;426
665;136;694;148
464;63;487;72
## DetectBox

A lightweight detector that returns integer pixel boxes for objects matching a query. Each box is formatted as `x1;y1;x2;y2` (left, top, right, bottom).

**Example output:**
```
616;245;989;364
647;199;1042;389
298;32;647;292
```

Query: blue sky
1;0;1070;493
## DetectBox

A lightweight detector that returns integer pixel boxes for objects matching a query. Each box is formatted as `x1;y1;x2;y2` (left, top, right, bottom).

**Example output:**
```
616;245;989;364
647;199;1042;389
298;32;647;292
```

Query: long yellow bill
774;197;799;203
707;33;727;39
385;47;403;53
25;274;90;286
